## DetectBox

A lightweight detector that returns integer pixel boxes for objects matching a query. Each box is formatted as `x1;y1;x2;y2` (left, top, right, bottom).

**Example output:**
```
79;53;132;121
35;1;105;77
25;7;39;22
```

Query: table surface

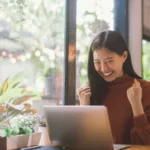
125;145;150;150
20;145;150;150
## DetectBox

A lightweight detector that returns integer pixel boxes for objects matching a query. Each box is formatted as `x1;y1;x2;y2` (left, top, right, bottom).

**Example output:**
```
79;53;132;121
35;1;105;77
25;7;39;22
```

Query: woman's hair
88;30;141;105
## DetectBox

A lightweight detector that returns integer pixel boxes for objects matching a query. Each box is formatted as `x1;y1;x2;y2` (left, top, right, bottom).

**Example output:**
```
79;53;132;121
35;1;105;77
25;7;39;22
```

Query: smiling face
93;48;127;82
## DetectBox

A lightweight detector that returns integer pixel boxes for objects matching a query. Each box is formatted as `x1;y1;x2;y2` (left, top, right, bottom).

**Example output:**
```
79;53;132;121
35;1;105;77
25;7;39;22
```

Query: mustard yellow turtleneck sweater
103;74;150;145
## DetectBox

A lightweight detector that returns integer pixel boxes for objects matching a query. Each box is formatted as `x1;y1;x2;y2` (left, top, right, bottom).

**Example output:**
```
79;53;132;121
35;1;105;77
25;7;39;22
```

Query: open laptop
43;105;130;150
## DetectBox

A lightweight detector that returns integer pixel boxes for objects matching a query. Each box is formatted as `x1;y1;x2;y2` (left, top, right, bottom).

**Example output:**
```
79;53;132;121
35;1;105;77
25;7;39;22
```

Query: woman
77;30;150;145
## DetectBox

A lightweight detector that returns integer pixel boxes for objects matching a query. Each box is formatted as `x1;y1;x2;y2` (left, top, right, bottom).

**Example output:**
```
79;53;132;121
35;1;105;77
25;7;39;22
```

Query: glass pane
0;0;65;105
76;0;114;103
142;40;150;80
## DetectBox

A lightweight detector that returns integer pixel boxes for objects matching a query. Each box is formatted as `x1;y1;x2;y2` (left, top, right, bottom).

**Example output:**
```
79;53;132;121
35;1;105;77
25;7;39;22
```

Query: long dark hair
88;30;141;105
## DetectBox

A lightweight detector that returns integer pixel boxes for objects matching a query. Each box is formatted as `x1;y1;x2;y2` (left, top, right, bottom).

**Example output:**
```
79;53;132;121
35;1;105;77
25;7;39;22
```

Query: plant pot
28;132;41;147
7;134;29;150
38;126;51;146
0;132;41;150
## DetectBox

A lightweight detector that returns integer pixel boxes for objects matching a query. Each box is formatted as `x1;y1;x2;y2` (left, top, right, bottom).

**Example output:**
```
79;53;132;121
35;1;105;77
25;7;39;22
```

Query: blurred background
0;0;149;105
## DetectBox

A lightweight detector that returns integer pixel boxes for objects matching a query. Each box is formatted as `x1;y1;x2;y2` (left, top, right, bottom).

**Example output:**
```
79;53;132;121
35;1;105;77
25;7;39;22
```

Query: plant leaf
5;128;11;137
0;110;18;126
12;81;20;88
7;103;24;112
8;72;24;89
0;86;2;96
12;95;32;105
0;88;23;105
0;105;5;112
1;78;9;94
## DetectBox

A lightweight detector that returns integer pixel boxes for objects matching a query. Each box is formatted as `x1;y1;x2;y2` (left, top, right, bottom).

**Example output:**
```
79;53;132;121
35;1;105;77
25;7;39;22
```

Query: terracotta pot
38;126;51;146
28;132;41;147
7;134;29;150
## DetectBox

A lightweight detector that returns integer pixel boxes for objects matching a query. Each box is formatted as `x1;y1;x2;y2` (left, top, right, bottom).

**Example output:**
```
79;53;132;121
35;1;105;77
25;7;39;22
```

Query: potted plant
0;71;40;125
0;72;41;149
5;113;41;149
0;105;41;149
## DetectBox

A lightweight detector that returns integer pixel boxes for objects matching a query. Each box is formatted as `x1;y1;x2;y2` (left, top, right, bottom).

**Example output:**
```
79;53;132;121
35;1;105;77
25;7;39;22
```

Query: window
143;0;150;81
76;0;114;92
142;40;150;80
0;0;65;104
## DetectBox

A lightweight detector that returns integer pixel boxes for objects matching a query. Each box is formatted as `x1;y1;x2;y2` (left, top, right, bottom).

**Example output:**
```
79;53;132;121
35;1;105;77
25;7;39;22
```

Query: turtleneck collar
108;74;134;86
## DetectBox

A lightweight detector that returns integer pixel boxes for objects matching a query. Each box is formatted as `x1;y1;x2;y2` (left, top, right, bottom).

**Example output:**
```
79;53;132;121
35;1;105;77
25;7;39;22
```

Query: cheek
115;62;124;71
105;62;116;70
108;59;124;71
94;64;100;71
107;63;114;69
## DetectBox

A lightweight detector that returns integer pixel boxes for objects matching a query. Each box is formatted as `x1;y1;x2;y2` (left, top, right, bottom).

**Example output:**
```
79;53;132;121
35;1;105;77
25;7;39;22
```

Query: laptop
43;105;130;150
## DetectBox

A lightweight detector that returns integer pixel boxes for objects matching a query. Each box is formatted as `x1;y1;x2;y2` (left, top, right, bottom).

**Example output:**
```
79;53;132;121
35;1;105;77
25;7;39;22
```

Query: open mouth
103;71;114;78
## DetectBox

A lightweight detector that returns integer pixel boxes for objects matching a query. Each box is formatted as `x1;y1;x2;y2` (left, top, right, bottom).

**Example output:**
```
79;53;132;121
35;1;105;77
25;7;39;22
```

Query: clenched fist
127;79;144;116
77;85;91;105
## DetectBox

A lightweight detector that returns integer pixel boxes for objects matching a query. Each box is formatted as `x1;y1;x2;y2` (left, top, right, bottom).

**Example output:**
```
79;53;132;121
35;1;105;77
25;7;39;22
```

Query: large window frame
63;0;128;105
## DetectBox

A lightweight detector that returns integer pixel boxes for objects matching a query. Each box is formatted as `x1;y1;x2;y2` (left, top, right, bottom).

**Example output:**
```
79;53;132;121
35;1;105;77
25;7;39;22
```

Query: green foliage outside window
143;41;150;80
0;0;114;91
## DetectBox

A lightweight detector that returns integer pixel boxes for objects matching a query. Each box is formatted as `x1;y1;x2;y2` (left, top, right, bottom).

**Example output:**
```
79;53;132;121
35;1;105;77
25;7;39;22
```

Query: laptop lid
43;105;114;150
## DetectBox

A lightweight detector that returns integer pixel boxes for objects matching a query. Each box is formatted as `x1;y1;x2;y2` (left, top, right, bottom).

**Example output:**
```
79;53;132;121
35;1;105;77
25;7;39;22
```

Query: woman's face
93;48;127;82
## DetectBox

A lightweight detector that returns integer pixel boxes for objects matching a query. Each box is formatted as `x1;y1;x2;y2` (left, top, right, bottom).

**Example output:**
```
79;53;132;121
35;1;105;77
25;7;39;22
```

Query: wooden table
23;145;150;150
114;144;150;150
125;145;150;150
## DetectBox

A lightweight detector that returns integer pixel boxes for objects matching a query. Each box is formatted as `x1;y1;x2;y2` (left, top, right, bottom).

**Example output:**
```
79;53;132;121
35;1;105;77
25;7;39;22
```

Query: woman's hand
77;85;91;105
127;79;144;116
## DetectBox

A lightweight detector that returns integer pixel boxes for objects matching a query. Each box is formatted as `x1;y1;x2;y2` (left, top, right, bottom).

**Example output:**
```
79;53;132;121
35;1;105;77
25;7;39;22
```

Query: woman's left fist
127;79;142;106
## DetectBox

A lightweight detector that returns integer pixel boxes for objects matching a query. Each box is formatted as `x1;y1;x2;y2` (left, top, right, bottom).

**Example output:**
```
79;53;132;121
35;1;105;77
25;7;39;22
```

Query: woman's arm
127;79;150;145
127;79;144;116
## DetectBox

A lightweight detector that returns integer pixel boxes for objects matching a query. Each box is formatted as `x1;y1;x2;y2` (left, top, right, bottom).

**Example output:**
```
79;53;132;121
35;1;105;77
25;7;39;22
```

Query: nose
101;62;109;73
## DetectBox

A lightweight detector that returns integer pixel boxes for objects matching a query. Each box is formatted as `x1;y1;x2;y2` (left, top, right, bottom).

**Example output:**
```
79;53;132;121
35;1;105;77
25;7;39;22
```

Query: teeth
104;72;112;76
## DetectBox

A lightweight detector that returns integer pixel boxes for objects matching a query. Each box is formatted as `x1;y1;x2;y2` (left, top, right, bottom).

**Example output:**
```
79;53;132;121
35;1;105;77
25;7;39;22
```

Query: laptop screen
43;105;114;150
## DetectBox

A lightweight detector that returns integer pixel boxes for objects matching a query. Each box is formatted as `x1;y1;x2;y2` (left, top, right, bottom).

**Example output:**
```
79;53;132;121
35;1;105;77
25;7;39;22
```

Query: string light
0;49;47;63
16;55;21;61
8;53;13;58
11;58;16;63
40;56;45;62
31;47;36;51
1;51;7;56
20;55;26;61
26;53;31;59
35;50;41;57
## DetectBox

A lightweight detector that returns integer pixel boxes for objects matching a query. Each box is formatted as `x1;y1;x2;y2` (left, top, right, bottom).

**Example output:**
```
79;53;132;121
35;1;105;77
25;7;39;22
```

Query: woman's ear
122;51;128;62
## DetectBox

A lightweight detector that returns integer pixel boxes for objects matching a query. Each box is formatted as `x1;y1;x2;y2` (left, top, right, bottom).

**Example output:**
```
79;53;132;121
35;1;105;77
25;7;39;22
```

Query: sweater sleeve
131;113;150;144
130;80;150;145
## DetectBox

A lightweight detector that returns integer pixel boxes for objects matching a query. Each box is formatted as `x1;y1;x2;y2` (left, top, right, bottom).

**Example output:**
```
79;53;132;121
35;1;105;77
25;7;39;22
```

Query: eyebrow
94;57;114;61
104;57;114;60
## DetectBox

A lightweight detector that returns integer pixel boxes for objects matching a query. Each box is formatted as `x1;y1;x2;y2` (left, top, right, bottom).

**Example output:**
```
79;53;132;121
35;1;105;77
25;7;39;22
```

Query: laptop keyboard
113;144;131;150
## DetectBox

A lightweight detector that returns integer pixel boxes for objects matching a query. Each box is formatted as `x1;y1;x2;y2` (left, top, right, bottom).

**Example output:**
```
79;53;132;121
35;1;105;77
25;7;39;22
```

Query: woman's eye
106;60;113;63
94;61;100;64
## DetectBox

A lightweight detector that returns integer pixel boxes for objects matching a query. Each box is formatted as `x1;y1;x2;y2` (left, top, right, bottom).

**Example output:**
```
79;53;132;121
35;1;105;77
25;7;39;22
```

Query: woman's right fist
77;85;91;105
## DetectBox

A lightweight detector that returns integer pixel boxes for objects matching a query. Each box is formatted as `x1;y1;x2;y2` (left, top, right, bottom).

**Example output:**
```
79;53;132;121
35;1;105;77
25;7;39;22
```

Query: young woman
77;30;150;145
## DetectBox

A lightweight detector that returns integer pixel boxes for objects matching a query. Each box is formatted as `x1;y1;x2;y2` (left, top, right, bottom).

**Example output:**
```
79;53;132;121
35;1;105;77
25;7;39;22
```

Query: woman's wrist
131;101;144;117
